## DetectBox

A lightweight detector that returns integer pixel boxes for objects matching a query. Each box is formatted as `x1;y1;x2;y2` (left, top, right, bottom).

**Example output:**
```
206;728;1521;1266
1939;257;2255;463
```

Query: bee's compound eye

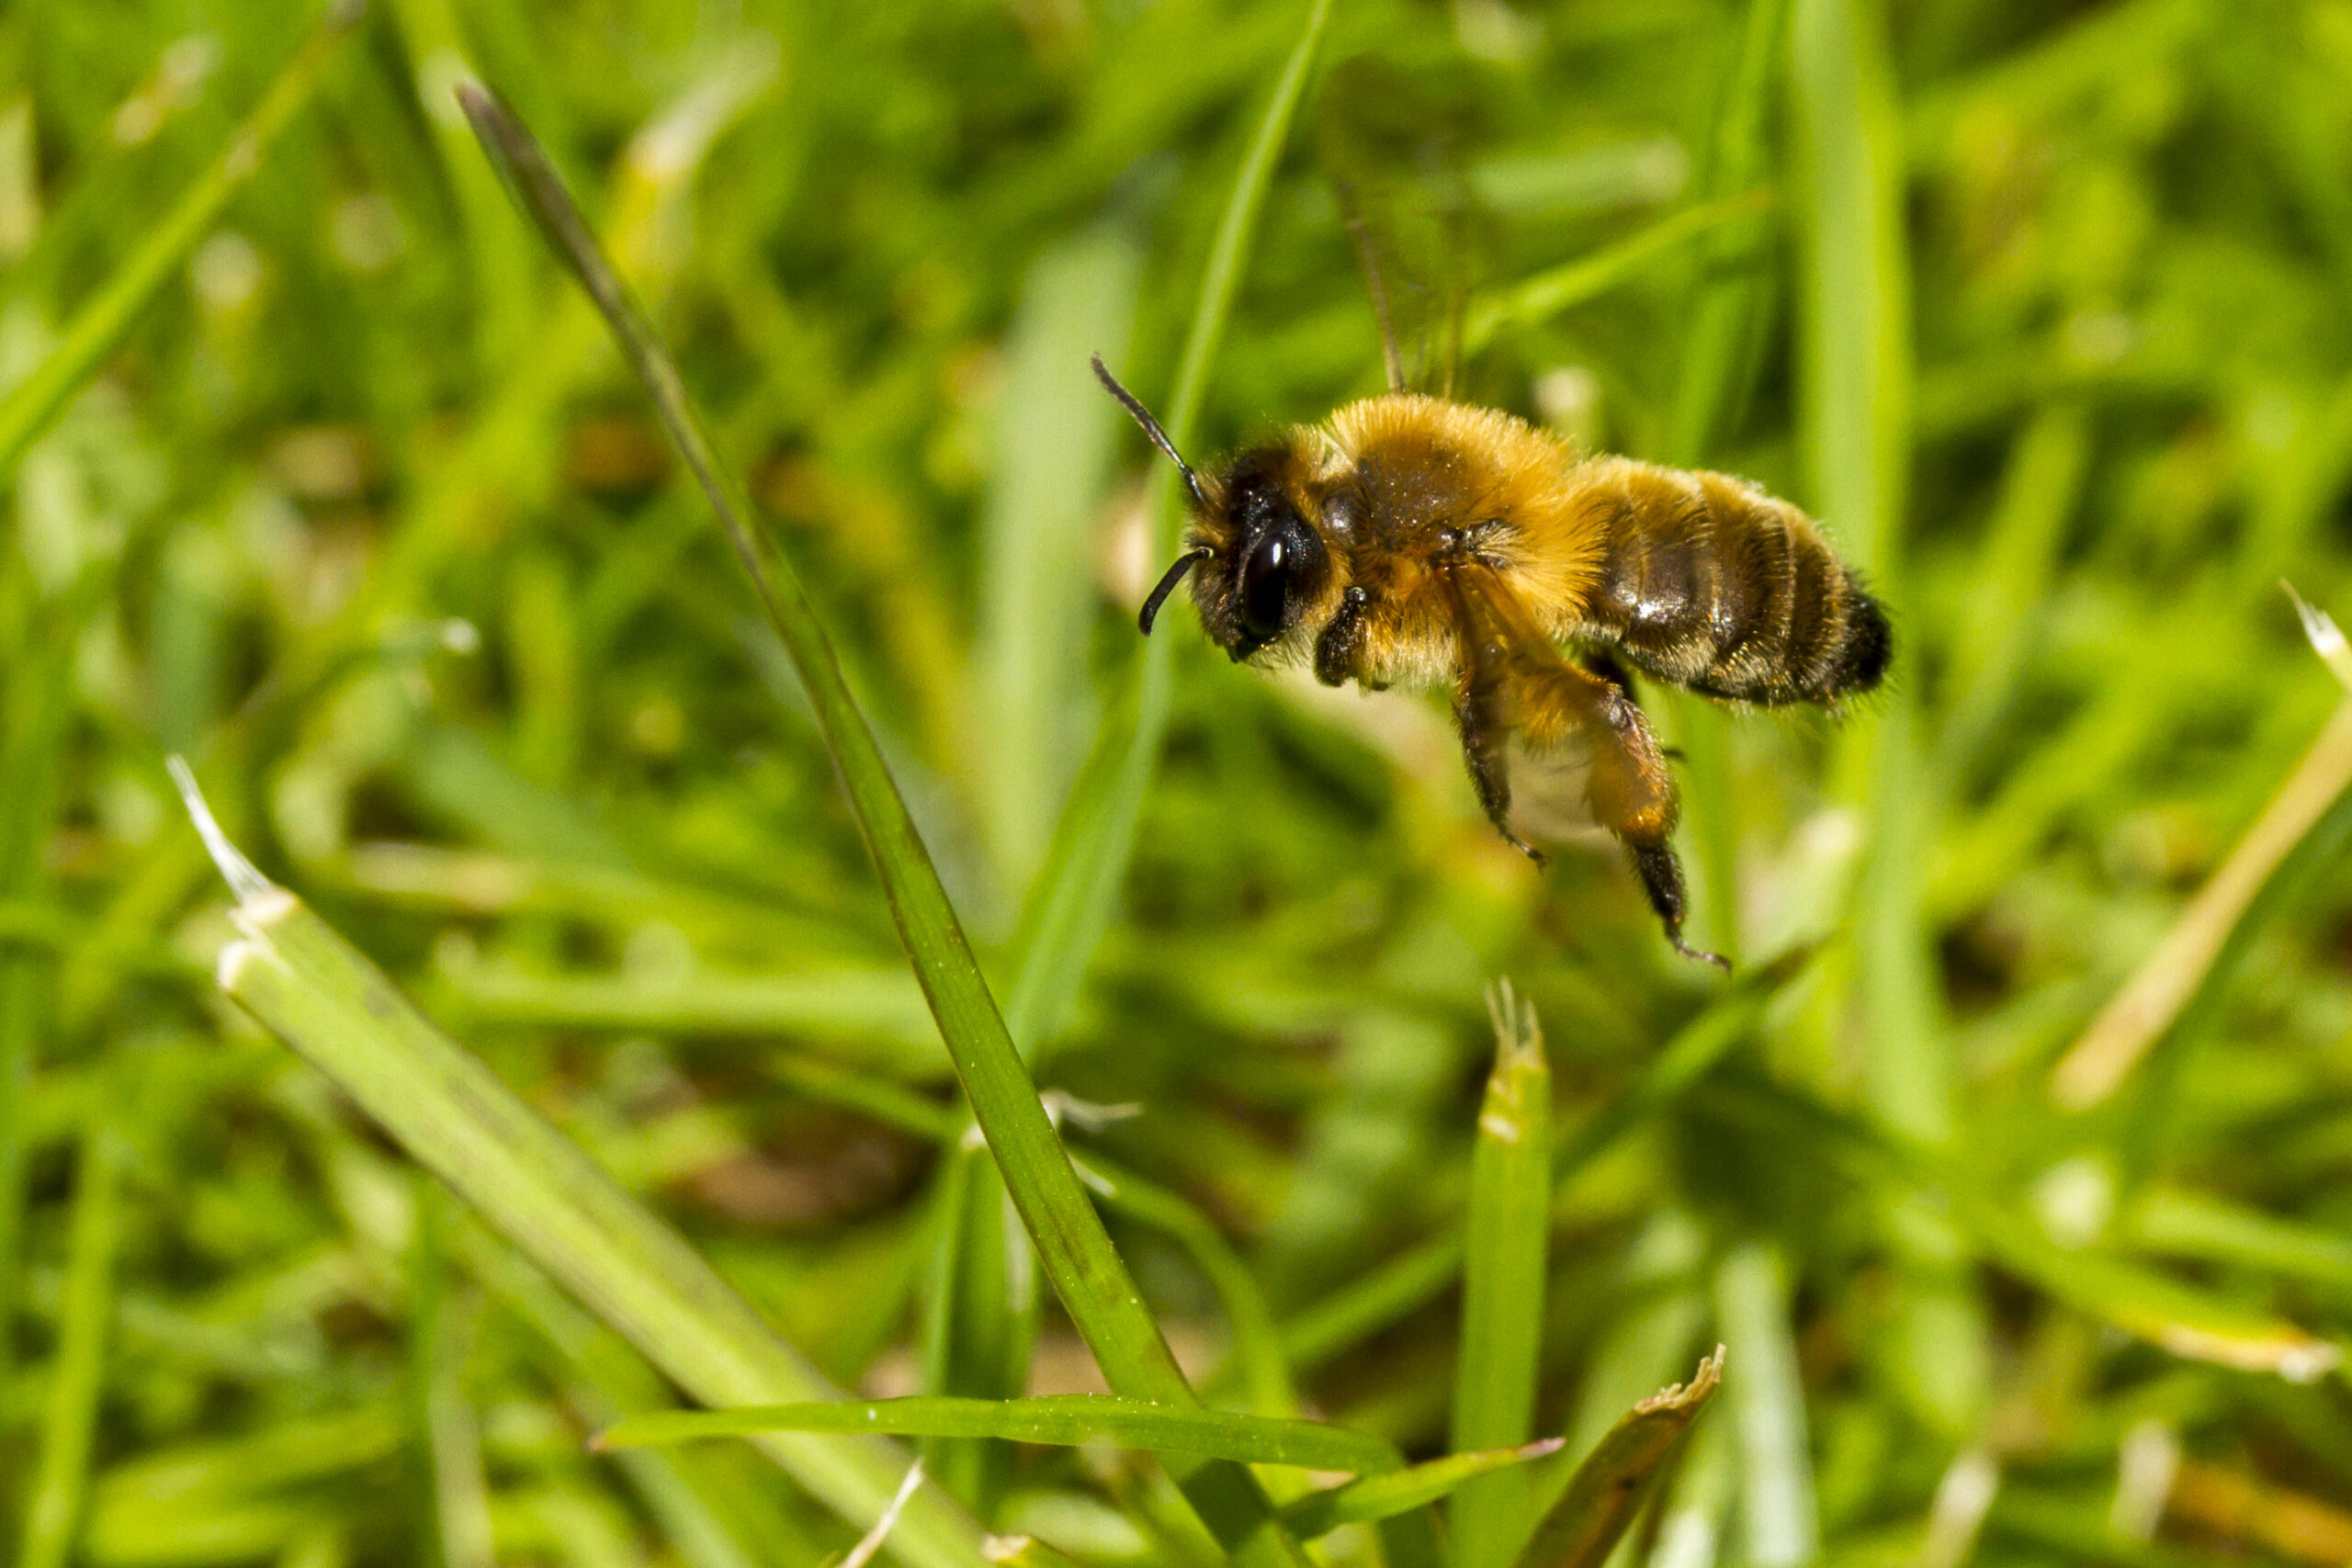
1239;531;1290;638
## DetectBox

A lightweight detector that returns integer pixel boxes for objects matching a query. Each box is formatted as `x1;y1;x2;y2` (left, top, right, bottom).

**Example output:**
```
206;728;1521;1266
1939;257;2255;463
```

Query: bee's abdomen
1571;463;1890;705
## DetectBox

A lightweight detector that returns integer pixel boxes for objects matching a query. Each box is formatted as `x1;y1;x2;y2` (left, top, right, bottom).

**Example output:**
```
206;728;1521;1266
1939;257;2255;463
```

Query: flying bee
1091;353;1891;969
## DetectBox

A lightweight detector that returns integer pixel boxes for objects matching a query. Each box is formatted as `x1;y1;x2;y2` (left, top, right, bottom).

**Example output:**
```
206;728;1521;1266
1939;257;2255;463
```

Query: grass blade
1280;1440;1565;1540
1278;965;1792;1378
1462;191;1774;356
2053;631;2352;1108
457;82;1315;1562
1510;1351;1724;1568
1452;981;1555;1567
594;1396;1401;1474
974;223;1145;900
17;1112;123;1568
172;771;991;1568
0;1;365;480
1702;1079;2344;1382
1713;1248;1816;1568
1002;0;1333;1058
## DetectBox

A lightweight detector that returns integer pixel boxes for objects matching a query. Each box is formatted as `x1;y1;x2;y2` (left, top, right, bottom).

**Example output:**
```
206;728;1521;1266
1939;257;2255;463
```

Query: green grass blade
2126;1188;2352;1289
0;1;364;481
1713;1247;1816;1568
594;1396;1401;1475
1002;0;1333;1059
17;1112;123;1568
1281;1440;1564;1540
1462;190;1774;356
1077;1156;1295;1418
457;85;1314;1564
1452;982;1555;1567
974;223;1145;901
1510;1352;1723;1568
172;778;990;1568
1663;0;1791;965
1278;964;1791;1379
1702;1079;2345;1382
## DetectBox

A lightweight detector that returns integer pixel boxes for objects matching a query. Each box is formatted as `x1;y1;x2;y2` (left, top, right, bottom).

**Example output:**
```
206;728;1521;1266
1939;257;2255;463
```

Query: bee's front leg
1314;585;1373;687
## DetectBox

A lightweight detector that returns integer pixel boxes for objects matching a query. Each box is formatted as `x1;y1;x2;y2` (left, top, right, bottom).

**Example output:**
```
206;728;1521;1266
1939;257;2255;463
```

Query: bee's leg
1519;662;1727;971
1314;586;1373;688
1453;615;1545;863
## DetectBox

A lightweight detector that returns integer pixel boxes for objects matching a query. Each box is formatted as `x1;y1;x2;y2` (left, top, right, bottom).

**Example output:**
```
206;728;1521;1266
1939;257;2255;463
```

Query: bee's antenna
1091;354;1207;511
1138;546;1214;636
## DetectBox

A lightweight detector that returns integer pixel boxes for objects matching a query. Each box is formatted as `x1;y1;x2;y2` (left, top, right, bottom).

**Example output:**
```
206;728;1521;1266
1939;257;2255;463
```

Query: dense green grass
6;0;2352;1563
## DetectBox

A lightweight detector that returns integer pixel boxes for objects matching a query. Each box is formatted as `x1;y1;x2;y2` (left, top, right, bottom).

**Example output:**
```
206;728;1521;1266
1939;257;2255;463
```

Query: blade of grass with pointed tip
1453;987;1554;1567
595;1396;1400;1475
0;1;365;480
1511;1352;1724;1568
1275;969;1784;1379
458;83;1312;1562
17;1111;123;1568
1281;1440;1565;1540
1003;0;1333;1062
173;807;988;1568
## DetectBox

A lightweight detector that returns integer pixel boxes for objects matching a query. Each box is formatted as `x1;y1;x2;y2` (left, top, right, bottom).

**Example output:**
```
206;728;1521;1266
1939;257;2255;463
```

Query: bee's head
1093;356;1332;663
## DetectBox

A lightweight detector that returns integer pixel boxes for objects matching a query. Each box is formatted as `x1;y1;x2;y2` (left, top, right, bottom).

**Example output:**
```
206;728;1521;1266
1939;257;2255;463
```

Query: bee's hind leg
1518;660;1728;972
1453;642;1546;864
1625;840;1729;972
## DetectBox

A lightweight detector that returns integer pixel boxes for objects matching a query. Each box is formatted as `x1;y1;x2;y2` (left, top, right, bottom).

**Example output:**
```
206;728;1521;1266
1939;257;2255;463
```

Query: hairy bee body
1100;357;1892;968
1234;395;1889;708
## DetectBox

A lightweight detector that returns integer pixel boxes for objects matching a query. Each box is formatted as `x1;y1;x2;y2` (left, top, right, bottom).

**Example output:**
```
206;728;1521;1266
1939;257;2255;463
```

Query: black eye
1239;532;1291;638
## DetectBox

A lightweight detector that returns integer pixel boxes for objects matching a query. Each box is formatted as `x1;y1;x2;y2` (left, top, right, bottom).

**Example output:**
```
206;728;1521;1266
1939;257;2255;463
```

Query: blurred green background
6;0;2352;1562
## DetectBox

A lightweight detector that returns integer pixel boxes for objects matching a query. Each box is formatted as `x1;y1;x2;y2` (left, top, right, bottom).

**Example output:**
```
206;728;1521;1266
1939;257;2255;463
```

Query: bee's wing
1316;55;1488;398
1447;562;1678;850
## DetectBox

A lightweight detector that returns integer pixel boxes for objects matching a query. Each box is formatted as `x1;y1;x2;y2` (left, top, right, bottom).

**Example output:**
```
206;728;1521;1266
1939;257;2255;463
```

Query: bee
1091;354;1891;970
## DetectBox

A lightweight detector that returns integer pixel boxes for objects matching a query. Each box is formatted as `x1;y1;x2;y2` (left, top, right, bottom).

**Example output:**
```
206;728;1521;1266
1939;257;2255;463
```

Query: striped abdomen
1565;459;1890;705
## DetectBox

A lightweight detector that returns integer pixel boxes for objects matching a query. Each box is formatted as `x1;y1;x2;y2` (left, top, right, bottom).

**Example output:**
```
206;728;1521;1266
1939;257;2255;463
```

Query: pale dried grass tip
166;755;279;907
840;1458;926;1568
2283;580;2352;690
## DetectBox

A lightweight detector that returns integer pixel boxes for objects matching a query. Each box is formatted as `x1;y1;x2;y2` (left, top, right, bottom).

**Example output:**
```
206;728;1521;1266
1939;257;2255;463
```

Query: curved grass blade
0;1;366;481
1461;189;1774;356
594;1396;1401;1475
458;82;1316;1564
1280;1439;1564;1540
1004;0;1334;1060
171;770;991;1568
1510;1350;1724;1568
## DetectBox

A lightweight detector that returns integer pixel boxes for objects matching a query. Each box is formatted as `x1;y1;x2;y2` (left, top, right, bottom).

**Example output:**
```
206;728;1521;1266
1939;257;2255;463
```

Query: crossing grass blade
1511;1351;1723;1568
0;1;365;481
594;1395;1401;1474
1278;1440;1565;1540
458;75;1317;1564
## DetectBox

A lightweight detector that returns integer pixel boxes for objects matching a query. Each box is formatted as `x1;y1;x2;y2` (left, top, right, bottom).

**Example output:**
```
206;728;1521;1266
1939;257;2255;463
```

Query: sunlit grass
7;0;2352;1563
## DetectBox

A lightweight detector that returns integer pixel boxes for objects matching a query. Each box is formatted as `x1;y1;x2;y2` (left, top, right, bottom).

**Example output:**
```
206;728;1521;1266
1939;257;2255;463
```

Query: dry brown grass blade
2052;586;2352;1109
1510;1348;1724;1568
